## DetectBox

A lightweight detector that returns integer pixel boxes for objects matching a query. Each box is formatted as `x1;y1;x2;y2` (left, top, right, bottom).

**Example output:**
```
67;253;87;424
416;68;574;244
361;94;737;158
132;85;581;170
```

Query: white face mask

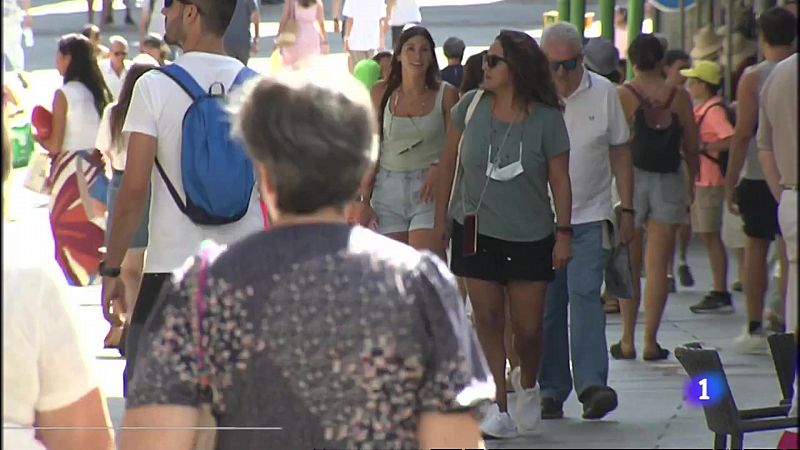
486;140;524;182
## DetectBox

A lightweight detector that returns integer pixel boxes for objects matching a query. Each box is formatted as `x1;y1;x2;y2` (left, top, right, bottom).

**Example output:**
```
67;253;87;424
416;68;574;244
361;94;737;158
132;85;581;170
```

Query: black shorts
124;272;170;396
450;220;555;285
736;178;781;241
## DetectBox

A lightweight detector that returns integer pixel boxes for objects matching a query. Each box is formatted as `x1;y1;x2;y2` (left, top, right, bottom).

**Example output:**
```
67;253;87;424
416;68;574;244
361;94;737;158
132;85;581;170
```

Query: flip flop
610;342;636;360
643;344;670;361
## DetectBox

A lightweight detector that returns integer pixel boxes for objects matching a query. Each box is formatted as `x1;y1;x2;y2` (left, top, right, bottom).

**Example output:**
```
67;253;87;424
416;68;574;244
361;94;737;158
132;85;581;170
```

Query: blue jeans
539;221;611;402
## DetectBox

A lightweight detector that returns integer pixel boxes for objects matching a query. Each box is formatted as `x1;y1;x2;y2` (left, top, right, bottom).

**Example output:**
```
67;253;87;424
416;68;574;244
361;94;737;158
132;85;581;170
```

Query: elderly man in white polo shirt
100;35;131;99
538;24;634;421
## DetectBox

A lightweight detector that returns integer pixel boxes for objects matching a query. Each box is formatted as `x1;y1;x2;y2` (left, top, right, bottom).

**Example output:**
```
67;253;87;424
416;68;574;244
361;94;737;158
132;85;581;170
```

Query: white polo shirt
342;0;385;52
100;58;130;100
562;69;629;225
389;0;420;26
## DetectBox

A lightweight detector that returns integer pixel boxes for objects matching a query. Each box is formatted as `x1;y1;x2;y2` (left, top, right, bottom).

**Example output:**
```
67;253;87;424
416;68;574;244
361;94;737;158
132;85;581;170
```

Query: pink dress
281;1;321;66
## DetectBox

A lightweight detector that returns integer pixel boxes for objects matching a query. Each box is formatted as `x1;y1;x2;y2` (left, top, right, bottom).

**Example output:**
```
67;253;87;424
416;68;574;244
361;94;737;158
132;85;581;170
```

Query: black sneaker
541;397;564;420
689;292;734;314
580;386;618;420
667;276;676;293
677;264;695;287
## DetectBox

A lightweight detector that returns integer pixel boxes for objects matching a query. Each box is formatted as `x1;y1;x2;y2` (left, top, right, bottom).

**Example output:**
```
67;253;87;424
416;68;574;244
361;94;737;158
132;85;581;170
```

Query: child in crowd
440;36;465;87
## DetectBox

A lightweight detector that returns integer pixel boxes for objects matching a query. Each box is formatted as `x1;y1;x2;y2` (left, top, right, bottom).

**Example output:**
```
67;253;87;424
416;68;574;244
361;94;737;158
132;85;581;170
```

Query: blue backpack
155;64;258;225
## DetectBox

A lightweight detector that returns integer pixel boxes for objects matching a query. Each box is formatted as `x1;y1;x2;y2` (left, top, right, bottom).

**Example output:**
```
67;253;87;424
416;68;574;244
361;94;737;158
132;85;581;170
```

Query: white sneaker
510;367;542;435
480;403;518;439
733;327;768;354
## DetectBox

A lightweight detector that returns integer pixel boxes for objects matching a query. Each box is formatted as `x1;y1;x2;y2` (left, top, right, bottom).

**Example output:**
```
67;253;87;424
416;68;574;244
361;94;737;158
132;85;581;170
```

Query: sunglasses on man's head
549;58;579;72
483;54;511;68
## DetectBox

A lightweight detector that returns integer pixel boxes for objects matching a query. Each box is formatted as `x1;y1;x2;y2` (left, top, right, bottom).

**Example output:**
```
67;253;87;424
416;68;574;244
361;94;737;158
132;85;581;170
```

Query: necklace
394;87;430;117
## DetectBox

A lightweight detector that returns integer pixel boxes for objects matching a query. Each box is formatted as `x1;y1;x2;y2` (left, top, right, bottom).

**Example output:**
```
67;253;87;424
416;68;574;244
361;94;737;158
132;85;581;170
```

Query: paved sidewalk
7;166;791;448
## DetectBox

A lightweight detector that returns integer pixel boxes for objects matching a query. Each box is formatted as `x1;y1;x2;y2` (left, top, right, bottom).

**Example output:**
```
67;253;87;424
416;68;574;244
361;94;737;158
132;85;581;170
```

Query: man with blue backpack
99;0;263;394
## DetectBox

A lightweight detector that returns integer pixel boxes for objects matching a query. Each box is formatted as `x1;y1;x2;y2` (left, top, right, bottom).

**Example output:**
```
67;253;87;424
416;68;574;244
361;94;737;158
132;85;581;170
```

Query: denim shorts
634;168;687;227
371;168;435;235
106;170;150;249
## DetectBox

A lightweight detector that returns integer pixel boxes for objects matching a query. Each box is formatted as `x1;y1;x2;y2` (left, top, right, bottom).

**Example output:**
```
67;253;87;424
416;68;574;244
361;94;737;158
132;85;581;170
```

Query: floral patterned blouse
126;223;493;449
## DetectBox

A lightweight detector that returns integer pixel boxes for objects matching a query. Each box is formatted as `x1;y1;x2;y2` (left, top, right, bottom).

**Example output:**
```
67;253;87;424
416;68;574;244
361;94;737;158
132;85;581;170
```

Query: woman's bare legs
643;220;678;356
507;281;548;389
467;278;509;410
619;227;645;356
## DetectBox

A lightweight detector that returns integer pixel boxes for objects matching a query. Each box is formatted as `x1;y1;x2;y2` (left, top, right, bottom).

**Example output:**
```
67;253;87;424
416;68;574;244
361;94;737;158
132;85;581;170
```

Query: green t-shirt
450;90;570;242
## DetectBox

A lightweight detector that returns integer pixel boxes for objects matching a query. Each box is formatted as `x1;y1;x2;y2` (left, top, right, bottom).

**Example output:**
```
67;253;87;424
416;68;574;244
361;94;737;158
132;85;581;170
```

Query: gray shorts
106;170;150;249
371;168;434;235
634;168;687;228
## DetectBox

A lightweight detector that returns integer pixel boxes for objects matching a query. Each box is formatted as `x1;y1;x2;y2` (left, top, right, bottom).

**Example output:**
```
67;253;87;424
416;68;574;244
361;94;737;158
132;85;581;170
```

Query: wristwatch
98;260;121;278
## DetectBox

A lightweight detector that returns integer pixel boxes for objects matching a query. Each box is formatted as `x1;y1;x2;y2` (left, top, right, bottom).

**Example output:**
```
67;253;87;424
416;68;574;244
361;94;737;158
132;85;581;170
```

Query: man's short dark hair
372;51;392;63
234;72;376;214
757;6;797;46
195;0;237;37
664;49;690;66
443;37;466;60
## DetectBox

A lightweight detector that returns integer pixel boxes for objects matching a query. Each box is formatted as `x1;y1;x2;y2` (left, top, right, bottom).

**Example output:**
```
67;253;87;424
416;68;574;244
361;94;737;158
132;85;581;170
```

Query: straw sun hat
690;25;723;60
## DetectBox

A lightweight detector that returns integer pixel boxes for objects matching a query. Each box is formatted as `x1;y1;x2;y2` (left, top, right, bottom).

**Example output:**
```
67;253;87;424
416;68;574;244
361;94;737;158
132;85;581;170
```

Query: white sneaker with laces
480;403;518;439
510;367;542;435
733;327;768;354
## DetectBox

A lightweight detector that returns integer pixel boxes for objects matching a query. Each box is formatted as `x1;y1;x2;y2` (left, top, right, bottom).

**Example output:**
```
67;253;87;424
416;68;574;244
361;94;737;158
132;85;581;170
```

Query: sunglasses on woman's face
483;54;510;69
549;58;579;72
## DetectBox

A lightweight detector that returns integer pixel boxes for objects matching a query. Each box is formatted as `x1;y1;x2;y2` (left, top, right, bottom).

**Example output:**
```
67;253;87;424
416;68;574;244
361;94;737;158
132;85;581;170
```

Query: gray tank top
380;86;446;172
741;60;777;180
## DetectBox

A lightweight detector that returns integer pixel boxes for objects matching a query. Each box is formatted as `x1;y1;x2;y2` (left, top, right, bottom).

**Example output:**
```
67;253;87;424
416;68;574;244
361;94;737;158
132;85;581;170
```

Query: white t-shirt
562;70;630;225
343;0;385;52
2;229;97;450
100;58;130;100
122;52;263;273
95;102;128;171
146;0;166;35
60;81;101;152
389;0;420;26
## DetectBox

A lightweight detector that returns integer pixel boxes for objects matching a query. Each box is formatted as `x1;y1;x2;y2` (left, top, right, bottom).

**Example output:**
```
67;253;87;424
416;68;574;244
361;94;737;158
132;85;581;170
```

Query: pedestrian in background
435;30;572;439
355;26;458;254
82;24;110;59
277;0;328;67
3;0;32;72
94;63;156;353
661;48;697;293
100;35;131;99
120;67;490;450
102;0;263;397
614;34;699;362
724;7;795;353
459;49;486;95
681;60;734;314
224;0;261;65
540;23;632;421
441;36;466;88
756;53;798;417
3;108;115;450
385;0;421;47
34;34;112;287
342;0;385;72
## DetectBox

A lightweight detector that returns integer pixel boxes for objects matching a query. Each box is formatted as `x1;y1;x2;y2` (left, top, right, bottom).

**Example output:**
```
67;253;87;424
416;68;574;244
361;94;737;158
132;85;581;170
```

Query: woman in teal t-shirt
434;30;573;440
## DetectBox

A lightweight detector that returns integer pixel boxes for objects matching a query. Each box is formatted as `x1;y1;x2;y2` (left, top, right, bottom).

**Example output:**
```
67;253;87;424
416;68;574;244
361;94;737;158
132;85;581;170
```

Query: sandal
643;344;670;361
610;342;636;360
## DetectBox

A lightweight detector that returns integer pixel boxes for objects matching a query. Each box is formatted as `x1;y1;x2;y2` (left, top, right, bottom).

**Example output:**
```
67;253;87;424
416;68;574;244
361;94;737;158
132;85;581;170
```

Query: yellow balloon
270;49;284;74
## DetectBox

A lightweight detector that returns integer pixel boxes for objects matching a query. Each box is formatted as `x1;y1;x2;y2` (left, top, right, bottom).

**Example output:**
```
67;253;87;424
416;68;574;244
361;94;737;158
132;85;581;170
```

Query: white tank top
60;81;101;152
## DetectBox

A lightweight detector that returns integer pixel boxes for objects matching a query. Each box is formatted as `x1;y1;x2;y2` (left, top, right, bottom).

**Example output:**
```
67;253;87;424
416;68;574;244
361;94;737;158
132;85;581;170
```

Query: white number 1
699;378;710;400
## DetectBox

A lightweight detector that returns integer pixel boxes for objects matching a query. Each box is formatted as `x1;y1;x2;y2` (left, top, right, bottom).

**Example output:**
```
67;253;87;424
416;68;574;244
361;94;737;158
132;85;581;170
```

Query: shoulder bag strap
448;89;484;214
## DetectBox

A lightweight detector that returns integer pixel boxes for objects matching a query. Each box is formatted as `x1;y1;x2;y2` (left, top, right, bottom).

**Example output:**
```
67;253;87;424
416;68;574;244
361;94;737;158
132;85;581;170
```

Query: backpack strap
622;83;645;105
665;86;679;107
232;66;259;88
158;64;206;100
